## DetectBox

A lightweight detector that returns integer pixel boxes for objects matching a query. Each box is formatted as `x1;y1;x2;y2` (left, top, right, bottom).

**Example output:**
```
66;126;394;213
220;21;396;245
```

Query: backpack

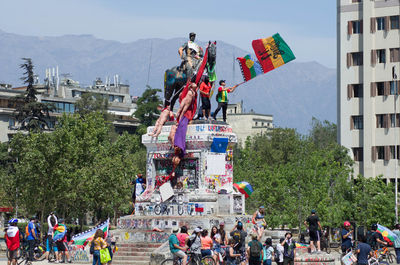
232;230;242;250
25;224;30;237
187;235;197;248
366;231;377;249
250;241;262;258
274;246;279;261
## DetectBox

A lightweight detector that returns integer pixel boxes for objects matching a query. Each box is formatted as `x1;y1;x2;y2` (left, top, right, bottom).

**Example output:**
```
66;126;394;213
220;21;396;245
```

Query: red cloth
179;46;209;120
200;82;212;98
6;227;20;251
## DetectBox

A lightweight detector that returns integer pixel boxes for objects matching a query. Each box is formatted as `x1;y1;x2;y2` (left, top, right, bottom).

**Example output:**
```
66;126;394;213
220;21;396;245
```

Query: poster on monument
206;154;226;175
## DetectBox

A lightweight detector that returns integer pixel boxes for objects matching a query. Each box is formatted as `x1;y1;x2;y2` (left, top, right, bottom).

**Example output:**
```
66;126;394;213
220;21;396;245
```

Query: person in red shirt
199;76;213;120
5;219;20;265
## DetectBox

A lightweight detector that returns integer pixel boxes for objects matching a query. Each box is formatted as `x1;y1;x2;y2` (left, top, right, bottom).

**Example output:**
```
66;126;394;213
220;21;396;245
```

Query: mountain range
0;29;336;134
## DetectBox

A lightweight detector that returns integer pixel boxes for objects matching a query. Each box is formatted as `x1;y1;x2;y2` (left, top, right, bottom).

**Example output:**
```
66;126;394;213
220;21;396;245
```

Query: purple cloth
174;116;189;155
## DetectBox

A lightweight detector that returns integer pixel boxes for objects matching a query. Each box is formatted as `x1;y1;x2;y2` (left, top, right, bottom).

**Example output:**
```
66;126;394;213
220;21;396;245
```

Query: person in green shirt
212;80;238;122
169;228;188;265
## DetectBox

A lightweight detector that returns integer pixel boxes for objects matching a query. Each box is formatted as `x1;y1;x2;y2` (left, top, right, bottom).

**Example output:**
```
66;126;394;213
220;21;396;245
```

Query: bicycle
374;247;396;264
160;251;216;265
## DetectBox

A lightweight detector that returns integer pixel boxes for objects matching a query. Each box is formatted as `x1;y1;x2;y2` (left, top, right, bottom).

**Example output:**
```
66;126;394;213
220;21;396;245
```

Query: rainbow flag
295;242;309;248
237;55;263;82
233;181;253;198
252;33;295;74
71;219;109;247
377;224;398;243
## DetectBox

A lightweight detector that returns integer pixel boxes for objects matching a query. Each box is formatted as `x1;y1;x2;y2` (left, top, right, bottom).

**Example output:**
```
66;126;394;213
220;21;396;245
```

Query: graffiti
117;218;153;230
73;249;89;262
209;219;220;227
187;141;208;150
207;125;232;133
233;196;244;214
150;232;170;243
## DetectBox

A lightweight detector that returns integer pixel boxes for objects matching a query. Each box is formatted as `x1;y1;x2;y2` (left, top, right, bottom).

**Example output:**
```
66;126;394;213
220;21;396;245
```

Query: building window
351;115;363;130
391;146;396;159
352;147;363;161
352;21;362;34
377;82;385;96
347;52;363;67
391;114;397;127
376;114;385;128
390;81;398;95
255;122;258;127
391;16;400;29
377;49;386;63
352;0;361;2
390;48;400;63
8;118;15;128
377;17;386;31
353;84;363;97
377;146;385;160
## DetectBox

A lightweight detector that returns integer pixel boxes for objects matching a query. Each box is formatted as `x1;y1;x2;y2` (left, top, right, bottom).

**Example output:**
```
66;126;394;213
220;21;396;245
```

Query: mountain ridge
0;29;336;134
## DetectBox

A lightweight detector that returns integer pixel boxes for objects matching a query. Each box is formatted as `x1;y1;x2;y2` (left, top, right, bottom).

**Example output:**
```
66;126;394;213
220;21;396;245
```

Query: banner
71;219;109;247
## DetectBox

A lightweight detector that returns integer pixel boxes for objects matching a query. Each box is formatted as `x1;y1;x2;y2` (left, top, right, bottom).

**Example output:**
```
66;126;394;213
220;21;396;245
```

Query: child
148;105;174;137
175;83;197;122
262;238;274;265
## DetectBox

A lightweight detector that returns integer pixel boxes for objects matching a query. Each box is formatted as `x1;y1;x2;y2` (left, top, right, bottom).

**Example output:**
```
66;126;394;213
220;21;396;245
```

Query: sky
0;0;336;68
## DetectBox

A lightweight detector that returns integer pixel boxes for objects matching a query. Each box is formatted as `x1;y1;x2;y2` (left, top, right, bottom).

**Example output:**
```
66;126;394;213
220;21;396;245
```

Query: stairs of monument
112;242;163;265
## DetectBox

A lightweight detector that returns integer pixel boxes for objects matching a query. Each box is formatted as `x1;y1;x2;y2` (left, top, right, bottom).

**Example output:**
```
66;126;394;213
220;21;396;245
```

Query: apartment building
338;0;400;180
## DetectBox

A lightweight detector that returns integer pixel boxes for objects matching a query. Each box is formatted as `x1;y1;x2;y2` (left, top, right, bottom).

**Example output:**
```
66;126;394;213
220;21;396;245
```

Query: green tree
14;58;55;131
75;92;109;117
309;117;337;149
134;86;162;129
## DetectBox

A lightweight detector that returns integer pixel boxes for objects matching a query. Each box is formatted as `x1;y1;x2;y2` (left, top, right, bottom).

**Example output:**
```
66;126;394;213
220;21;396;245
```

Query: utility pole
394;65;398;223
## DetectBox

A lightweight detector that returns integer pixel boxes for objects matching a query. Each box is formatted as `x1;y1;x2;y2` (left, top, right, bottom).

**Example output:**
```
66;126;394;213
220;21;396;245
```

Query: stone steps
112;242;162;265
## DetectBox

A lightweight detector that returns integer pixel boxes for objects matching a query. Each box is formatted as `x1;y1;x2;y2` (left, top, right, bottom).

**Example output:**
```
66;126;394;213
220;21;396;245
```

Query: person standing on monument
252;206;267;239
199;76;213;120
304;210;322;253
130;174;146;214
212;80;238;122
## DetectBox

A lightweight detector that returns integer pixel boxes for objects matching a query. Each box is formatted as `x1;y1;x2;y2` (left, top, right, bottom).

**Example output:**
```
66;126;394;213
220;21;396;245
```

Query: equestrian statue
164;32;217;110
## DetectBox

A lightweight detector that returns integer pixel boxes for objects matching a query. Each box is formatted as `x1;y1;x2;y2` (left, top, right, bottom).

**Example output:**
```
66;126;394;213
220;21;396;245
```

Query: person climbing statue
178;32;203;78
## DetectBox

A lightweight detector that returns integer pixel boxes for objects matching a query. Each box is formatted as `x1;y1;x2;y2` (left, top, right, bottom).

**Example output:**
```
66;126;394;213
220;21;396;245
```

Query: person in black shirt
304;210;322;253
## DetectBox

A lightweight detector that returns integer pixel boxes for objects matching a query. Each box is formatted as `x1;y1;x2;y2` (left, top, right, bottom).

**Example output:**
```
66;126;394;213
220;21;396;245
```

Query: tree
75;92;109;117
14;58;55;131
134;86;162;128
309;117;337;149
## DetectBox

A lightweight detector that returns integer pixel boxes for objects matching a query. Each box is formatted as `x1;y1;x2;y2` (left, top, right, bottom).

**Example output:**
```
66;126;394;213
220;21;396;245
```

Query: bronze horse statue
164;41;216;110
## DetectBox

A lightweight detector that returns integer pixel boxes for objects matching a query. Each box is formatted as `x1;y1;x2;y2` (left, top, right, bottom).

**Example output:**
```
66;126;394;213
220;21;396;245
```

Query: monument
134;120;245;217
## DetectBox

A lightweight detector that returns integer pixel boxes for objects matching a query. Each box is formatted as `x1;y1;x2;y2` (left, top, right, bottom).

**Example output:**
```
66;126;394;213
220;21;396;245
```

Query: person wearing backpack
262;238;274;265
26;216;37;262
230;221;248;265
247;234;264;265
186;227;203;262
283;232;296;265
366;224;387;250
226;239;241;265
275;238;285;265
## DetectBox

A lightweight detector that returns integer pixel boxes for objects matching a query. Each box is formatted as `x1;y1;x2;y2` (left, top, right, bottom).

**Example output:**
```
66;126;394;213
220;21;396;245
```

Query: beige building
224;102;273;145
338;0;400;180
0;72;139;142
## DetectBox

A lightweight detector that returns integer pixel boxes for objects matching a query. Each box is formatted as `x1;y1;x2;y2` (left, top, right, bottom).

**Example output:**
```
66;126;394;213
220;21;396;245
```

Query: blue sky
0;0;336;67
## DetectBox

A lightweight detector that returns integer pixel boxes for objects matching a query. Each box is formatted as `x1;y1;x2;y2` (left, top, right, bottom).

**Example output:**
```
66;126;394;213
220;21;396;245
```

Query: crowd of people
168;220;296;265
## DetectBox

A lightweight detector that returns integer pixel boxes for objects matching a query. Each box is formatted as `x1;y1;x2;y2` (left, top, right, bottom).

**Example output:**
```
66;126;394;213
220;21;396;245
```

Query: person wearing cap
186;227;203;261
169;228;188;265
6;219;20;265
26;216;37;261
282;232;296;265
252;206;267;239
304;210;322;253
178;32;203;78
212;80;238;122
341;221;353;254
230;221;248;265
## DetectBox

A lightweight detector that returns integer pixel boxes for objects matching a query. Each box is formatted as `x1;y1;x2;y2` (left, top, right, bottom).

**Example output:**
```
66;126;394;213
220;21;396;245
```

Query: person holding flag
212;80;238;122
